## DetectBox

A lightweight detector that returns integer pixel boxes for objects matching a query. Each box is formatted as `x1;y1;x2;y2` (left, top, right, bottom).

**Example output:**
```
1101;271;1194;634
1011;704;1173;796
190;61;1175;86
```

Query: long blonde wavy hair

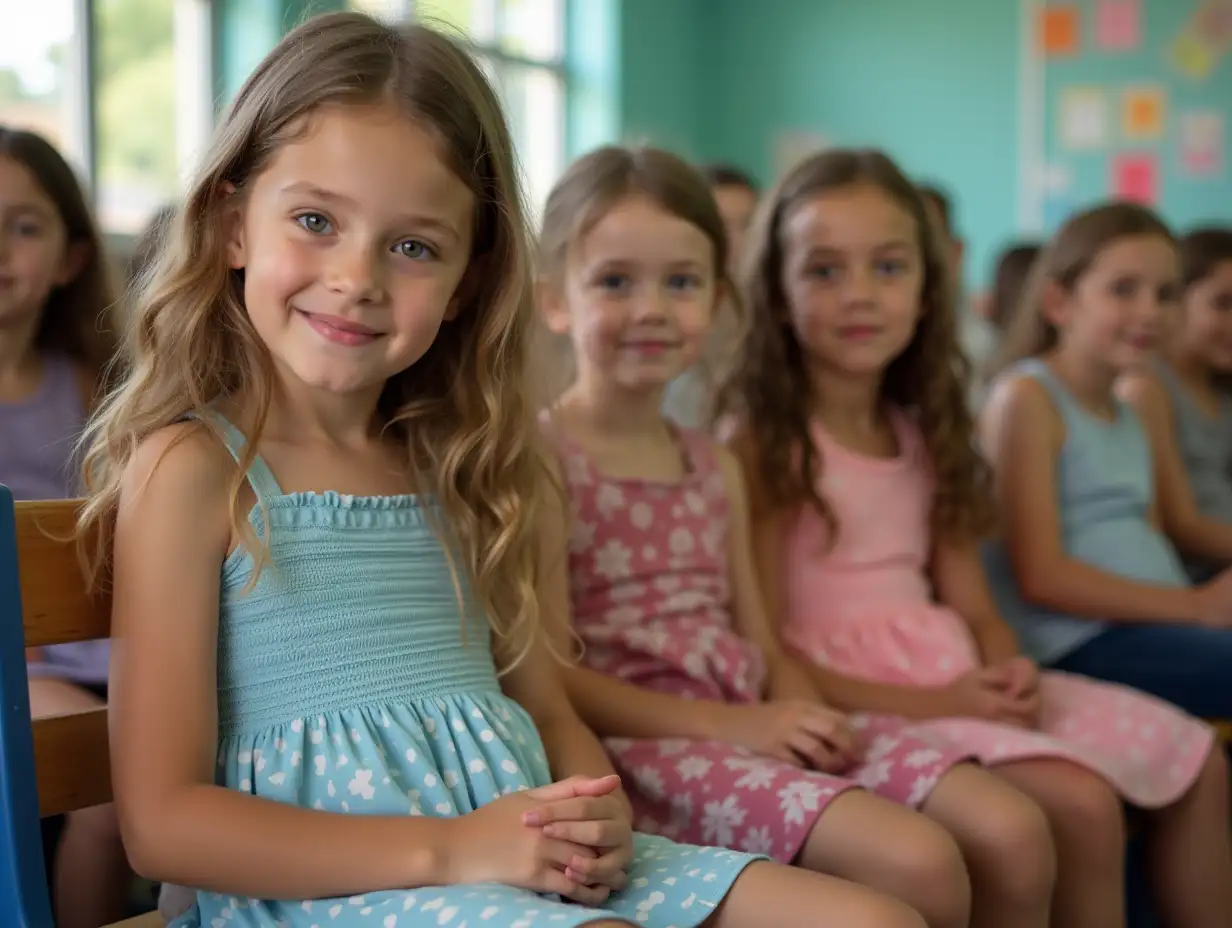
77;12;549;668
714;149;996;543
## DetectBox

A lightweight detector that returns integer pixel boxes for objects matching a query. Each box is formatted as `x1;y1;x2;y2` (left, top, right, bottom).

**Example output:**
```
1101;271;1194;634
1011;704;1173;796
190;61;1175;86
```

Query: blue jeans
1051;624;1232;719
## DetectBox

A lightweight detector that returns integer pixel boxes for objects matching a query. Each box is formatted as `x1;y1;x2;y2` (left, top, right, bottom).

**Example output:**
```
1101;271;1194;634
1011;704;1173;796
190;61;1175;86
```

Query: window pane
94;0;180;234
418;0;497;44
497;0;563;62
489;60;563;220
0;0;86;166
348;0;414;23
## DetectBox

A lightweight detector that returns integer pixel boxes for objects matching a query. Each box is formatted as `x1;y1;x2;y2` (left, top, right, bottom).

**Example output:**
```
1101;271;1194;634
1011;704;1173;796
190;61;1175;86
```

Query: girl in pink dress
715;147;1231;928
536;145;1072;928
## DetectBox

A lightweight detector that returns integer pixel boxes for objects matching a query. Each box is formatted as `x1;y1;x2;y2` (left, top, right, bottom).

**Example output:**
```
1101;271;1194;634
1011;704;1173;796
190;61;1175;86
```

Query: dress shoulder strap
207;415;285;501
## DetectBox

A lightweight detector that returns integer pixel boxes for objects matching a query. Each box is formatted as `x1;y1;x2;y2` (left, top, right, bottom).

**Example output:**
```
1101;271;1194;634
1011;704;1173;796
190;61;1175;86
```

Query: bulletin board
1032;0;1232;233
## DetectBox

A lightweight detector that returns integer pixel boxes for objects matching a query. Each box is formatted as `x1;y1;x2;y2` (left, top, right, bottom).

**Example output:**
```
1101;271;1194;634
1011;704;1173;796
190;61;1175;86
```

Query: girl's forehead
0;156;56;211
253;105;472;221
577;196;713;260
783;186;917;251
1086;235;1177;275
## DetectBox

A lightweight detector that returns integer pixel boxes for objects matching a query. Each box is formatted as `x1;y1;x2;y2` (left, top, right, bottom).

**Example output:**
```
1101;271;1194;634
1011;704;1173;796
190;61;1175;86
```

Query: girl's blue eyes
597;273;702;291
294;213;434;260
297;212;332;235
807;261;907;279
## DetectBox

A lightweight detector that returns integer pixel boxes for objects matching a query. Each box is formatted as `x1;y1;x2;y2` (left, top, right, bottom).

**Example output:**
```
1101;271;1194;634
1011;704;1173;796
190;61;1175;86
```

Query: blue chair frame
0;485;55;926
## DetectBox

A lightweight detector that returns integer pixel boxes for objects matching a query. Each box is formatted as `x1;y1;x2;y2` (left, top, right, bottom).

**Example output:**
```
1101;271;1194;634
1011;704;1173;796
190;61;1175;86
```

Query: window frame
19;0;217;243
362;0;569;213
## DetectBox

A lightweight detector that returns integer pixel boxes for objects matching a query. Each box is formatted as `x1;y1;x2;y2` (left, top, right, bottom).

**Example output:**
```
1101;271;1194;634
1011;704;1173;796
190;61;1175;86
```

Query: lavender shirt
1;354;109;685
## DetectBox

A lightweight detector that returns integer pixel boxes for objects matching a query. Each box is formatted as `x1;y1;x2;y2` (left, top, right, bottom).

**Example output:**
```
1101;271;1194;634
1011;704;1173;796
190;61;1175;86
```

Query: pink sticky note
1097;0;1141;51
1112;153;1158;205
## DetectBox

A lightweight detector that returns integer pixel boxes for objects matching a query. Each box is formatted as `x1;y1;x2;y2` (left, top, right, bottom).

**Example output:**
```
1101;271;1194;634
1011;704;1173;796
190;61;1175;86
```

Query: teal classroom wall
616;0;709;159
1040;0;1232;233
698;0;1022;290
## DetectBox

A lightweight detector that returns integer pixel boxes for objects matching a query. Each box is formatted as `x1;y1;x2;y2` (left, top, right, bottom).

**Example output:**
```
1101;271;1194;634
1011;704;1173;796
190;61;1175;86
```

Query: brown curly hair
714;148;995;543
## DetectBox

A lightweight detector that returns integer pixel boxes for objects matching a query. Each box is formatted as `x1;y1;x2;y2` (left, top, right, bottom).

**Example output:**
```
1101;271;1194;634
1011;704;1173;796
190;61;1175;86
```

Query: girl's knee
852;895;929;928
966;776;1056;903
870;815;970;928
1030;764;1125;860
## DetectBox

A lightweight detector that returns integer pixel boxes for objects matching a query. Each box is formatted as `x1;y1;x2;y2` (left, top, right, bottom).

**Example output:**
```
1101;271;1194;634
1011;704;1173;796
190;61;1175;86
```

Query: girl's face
545;195;718;394
226;103;475;399
780;183;925;380
0;155;81;334
1049;234;1178;375
1177;259;1232;373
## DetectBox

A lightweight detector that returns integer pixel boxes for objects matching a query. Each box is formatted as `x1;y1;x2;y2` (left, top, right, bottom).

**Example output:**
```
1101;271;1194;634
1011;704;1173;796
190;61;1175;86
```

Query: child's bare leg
705;860;927;928
797;789;970;928
29;677;132;928
1143;747;1232;928
921;763;1054;928
997;759;1124;928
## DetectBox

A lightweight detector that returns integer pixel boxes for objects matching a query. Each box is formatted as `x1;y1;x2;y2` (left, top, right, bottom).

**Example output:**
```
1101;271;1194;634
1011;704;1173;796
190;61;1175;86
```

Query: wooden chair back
0;488;131;926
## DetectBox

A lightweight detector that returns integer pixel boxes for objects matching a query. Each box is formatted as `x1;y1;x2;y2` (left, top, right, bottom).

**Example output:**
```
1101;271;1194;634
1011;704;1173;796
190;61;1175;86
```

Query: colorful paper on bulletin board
1169;28;1221;81
1096;0;1141;51
1122;86;1166;141
1111;153;1159;205
1038;5;1080;57
1059;87;1109;150
1179;110;1225;175
1195;1;1232;46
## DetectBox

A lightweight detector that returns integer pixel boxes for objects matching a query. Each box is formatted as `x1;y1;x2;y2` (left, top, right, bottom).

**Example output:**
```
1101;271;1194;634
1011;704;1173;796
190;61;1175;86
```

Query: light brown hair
987;242;1042;332
77;12;546;667
0;126;117;394
987;202;1174;381
1179;226;1232;291
714;148;995;543
538;145;735;405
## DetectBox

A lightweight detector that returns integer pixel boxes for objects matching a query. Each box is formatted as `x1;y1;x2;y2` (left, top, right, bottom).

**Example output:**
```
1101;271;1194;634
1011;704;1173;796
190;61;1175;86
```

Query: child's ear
537;276;571;336
1039;279;1070;329
221;182;247;270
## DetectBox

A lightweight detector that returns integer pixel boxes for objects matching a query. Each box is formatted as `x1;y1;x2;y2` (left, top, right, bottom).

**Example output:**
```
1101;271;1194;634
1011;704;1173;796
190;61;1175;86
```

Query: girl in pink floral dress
535;146;1076;928
716;148;1231;928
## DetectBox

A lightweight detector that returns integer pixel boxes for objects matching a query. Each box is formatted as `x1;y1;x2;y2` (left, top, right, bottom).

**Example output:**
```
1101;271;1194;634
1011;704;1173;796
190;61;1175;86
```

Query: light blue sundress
172;420;759;928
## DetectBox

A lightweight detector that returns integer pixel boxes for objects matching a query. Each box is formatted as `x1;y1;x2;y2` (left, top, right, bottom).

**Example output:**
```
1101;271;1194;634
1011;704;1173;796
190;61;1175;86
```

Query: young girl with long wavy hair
534;144;1113;928
82;13;925;928
718;151;1230;928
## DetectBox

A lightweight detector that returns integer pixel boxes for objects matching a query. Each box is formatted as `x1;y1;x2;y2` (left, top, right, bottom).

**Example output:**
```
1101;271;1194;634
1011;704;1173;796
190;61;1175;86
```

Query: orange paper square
1039;6;1080;57
1122;86;1166;140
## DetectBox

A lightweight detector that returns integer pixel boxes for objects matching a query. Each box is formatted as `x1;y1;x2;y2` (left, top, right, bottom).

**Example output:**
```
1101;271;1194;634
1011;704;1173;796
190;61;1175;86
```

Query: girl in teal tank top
981;203;1232;926
72;13;925;928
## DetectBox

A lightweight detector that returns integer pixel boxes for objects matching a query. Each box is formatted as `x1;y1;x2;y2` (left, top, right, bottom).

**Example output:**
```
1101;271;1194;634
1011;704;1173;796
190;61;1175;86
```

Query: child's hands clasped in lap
726;700;856;772
943;659;1040;728
453;775;629;904
522;774;634;896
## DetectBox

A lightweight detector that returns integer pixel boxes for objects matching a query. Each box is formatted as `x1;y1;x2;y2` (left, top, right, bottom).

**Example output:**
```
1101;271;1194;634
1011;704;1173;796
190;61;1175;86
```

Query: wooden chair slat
16;500;110;648
109;913;163;927
32;707;112;818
